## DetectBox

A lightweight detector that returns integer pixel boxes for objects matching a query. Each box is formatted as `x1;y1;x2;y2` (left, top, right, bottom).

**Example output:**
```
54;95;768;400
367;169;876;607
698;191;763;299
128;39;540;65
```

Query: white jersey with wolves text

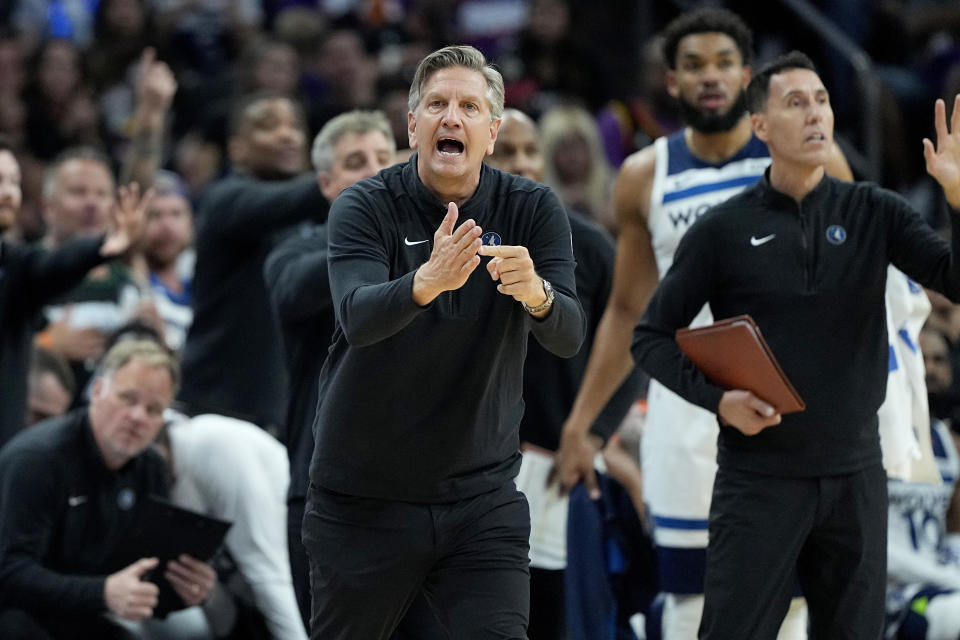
641;131;771;554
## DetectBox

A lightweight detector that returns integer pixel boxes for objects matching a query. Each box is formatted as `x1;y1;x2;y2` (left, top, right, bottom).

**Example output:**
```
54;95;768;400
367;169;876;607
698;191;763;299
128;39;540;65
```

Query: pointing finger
478;244;522;258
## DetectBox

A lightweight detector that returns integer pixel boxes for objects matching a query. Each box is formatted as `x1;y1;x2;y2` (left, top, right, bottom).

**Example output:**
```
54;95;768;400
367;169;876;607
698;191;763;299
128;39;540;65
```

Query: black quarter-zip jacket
634;171;960;477
310;155;586;502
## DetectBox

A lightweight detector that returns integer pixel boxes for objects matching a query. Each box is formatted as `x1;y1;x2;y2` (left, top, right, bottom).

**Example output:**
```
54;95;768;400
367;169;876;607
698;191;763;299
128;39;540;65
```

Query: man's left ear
741;65;753;89
486;117;502;155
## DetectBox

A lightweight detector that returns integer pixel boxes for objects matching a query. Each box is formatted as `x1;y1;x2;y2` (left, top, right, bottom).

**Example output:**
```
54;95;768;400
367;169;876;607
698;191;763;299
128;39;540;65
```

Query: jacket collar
756;166;833;210
402;153;494;219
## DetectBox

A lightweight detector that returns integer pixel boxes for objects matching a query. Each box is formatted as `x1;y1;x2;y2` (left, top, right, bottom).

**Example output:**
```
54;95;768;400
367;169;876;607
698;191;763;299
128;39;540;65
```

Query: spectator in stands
37;146;161;405
12;0;98;51
141;171;194;353
497;0;610;116
539;102;616;231
310;28;378;123
25;347;76;428
87;0;160;154
22;38;101;161
0;139;148;445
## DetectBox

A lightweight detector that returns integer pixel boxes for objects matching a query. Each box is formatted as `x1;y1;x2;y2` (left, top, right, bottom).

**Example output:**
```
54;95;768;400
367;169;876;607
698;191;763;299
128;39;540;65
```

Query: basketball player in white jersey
555;8;851;638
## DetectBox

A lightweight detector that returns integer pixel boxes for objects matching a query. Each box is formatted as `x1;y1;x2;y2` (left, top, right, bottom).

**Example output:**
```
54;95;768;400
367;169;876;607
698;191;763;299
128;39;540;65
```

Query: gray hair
408;45;504;121
311;109;396;173
95;340;180;395
42;146;114;201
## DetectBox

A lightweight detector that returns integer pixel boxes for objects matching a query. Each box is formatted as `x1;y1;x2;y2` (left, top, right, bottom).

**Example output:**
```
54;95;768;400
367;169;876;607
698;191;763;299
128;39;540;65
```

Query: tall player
555;8;852;638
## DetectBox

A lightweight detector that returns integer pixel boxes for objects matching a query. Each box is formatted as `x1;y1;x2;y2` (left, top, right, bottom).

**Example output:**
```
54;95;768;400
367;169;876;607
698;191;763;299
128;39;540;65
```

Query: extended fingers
437;202;458;237
118;182;140;210
448;223;481;261
935;98;949;146
952;94;960;138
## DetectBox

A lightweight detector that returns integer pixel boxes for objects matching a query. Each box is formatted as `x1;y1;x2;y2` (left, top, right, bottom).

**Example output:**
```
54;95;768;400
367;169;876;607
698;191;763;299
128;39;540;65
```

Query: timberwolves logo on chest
826;225;847;245
117;487;136;510
481;231;501;247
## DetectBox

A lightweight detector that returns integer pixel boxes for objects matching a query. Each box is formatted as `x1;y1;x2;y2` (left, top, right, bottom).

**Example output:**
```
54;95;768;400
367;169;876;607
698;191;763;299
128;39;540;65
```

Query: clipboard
675;314;805;414
109;496;232;616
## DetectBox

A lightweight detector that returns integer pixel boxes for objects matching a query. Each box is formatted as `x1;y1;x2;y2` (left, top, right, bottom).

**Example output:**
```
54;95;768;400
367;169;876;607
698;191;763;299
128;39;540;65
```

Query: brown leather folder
675;314;805;414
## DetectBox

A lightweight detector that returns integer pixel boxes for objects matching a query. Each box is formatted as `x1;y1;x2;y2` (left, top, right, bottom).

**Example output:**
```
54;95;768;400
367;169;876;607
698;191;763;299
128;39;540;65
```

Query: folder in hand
675;315;805;414
109;496;232;617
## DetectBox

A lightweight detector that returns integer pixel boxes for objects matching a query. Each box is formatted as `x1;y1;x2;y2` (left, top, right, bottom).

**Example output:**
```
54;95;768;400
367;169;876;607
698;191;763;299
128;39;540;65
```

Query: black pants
700;464;887;640
294;497;448;639
303;481;531;640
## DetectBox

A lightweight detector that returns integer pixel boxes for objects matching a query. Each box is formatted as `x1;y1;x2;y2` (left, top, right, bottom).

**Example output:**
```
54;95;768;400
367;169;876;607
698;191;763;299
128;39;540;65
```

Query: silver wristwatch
522;279;555;314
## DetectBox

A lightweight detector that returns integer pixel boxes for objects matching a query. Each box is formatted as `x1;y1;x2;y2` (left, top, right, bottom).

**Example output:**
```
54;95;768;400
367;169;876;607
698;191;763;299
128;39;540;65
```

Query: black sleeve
17;235;106;310
200;174;329;243
525;190;586;358
631;218;726;413
885;189;960;302
326;188;433;347
0;446;105;614
263;228;333;322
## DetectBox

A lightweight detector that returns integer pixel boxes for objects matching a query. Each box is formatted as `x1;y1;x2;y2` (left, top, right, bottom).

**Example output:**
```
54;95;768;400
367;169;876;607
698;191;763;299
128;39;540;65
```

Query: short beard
677;91;748;134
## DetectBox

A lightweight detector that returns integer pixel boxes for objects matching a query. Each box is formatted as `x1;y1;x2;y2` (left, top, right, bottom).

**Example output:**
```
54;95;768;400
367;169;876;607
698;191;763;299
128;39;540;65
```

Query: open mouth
805;132;827;143
437;138;465;155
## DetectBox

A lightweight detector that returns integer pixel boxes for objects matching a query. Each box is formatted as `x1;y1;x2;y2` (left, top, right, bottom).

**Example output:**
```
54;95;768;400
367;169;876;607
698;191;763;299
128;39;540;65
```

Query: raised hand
924;94;960;208
136;48;177;117
104;557;160;622
101;183;153;258
412;202;483;305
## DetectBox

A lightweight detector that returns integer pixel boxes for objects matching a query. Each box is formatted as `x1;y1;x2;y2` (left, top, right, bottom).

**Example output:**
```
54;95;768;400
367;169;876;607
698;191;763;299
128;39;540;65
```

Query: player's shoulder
618;144;658;182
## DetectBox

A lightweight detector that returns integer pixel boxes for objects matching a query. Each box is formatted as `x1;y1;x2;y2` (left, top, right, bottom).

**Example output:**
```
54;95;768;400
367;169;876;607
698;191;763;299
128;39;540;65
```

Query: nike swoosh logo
404;238;429;246
750;234;776;247
68;495;87;507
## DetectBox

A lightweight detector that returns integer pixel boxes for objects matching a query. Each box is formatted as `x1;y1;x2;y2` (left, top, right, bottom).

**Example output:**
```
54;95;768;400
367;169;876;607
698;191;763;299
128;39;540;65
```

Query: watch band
522;279;554;314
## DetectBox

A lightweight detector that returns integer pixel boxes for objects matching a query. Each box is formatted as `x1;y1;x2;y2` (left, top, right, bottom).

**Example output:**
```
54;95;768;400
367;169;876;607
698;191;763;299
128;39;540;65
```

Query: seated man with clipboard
0;341;222;639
